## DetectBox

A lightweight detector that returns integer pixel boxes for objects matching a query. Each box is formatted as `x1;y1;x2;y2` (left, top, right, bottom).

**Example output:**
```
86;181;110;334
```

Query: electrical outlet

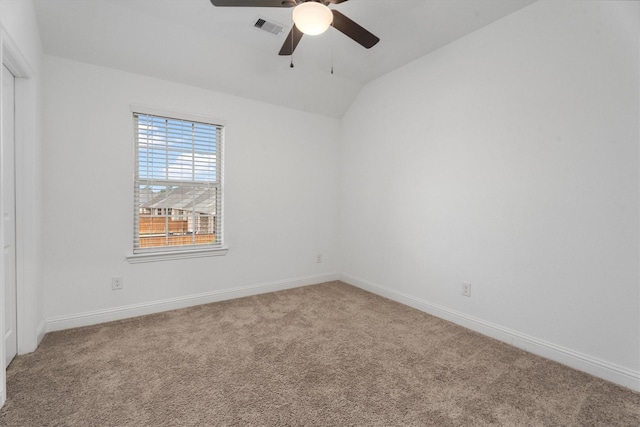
462;282;471;297
316;254;323;263
112;276;123;290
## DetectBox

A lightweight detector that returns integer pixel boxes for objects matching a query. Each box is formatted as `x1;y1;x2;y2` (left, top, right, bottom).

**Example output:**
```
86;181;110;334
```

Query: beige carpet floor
0;281;638;426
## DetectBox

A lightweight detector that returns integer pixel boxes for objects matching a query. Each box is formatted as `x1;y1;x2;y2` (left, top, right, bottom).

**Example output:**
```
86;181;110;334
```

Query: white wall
339;0;639;390
0;0;44;407
42;56;340;327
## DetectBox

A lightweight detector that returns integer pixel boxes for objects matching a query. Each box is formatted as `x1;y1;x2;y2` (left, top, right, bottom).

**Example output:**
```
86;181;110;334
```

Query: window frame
127;105;228;263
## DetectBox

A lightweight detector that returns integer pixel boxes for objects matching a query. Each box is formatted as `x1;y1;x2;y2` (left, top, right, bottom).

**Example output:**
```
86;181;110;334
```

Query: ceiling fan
209;0;380;56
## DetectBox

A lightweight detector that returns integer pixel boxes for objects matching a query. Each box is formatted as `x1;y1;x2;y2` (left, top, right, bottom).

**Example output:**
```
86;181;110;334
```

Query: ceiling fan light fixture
292;2;333;36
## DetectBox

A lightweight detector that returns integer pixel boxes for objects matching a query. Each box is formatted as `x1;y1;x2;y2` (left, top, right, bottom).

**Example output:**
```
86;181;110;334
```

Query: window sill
126;247;229;264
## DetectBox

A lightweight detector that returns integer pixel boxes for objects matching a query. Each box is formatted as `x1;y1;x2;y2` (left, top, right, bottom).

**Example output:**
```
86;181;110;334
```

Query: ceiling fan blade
331;9;379;49
278;25;304;55
210;0;295;7
210;0;347;5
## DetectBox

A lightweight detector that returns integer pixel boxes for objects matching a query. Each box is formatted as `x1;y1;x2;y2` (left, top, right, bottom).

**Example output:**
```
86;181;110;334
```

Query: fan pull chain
330;21;334;74
290;17;295;68
290;29;295;67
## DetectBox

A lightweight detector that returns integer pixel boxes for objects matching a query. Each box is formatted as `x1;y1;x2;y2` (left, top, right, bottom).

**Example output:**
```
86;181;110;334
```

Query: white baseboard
341;274;640;393
36;320;46;346
46;273;339;333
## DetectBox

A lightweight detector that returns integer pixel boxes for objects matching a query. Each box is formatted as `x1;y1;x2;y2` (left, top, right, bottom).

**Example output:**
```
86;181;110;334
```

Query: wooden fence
139;217;188;234
139;234;216;248
138;217;215;247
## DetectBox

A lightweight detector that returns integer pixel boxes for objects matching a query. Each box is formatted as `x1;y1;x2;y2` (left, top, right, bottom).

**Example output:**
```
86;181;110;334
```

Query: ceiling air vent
253;17;285;36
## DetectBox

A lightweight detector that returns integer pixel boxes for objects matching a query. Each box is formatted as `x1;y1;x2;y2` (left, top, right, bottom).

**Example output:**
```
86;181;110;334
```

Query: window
130;109;226;261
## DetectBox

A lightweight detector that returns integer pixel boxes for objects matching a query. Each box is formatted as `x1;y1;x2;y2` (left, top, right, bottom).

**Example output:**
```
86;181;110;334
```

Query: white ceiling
33;0;537;118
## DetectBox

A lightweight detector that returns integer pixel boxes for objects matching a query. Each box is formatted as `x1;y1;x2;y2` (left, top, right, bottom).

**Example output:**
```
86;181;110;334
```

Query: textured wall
41;56;340;320
339;0;639;379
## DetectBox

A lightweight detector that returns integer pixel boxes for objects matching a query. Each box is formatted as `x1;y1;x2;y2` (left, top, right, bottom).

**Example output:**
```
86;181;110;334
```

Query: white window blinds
133;112;224;253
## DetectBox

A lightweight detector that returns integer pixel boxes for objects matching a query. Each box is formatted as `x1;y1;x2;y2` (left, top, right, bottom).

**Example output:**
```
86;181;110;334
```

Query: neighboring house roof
140;186;216;215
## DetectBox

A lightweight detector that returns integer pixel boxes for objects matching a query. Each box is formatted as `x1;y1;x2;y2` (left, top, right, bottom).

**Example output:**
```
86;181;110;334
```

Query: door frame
1;25;39;406
2;61;17;369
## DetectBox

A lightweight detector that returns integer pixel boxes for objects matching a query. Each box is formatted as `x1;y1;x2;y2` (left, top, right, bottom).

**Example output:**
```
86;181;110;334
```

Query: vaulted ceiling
34;0;536;118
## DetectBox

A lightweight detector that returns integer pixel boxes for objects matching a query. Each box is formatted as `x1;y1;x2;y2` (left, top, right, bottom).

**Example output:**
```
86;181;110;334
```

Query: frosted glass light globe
292;2;333;36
